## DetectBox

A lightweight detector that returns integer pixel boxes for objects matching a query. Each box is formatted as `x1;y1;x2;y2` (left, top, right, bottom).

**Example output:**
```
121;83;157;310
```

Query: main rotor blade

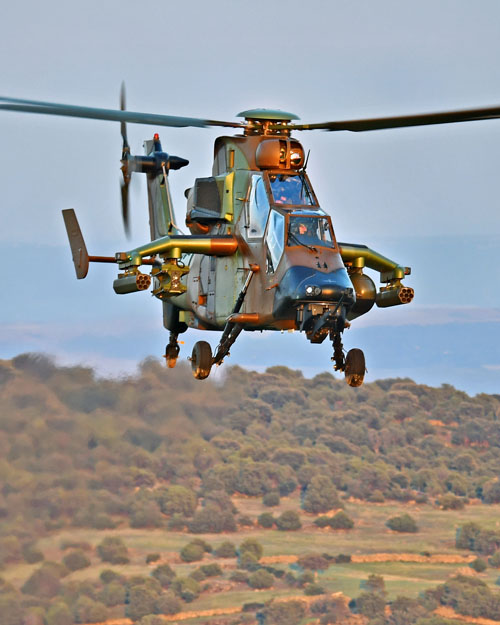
120;83;129;149
0;96;242;129
289;104;500;132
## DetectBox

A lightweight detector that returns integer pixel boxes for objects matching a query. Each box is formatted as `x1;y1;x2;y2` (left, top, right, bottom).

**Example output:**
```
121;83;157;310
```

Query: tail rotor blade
120;180;130;236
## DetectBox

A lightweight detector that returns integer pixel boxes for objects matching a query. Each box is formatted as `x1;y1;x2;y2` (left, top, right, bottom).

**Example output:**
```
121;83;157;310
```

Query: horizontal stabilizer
62;209;89;279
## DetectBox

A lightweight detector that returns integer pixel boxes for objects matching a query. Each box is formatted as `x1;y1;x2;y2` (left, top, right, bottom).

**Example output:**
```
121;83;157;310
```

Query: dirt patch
436;606;500;624
351;553;475;564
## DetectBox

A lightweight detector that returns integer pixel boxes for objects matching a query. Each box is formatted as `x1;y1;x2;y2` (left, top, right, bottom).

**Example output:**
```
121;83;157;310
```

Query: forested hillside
1;353;500;625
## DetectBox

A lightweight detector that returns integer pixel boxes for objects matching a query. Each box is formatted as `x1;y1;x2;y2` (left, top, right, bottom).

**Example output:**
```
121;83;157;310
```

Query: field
4;496;500;622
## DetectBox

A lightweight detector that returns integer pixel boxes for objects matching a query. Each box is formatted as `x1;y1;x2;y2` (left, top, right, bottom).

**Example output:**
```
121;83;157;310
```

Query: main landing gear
331;331;366;388
164;332;180;369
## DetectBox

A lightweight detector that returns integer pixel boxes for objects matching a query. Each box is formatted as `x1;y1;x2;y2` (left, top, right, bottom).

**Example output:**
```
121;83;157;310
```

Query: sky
0;0;499;394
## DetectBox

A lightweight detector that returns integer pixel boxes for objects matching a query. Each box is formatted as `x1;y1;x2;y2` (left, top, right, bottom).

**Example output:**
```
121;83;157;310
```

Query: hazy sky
0;0;499;393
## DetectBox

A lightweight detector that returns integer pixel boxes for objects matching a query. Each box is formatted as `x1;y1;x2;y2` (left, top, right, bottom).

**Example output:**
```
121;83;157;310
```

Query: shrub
155;591;181;615
239;538;263;560
171;577;200;602
100;581;125;607
238;515;254;527
151;564;176;588
438;493;465;510
189;538;212;553
386;514;418;533
230;570;249;583
303;476;341;514
314;516;331;528
258;512;275;528
489;551;500;568
63;549;91;571
167;514;186;530
146;553;161;564
248;569;274;589
180;542;204;563
263;600;306;625
156;485;197;516
126;585;160;621
199;563;223;577
334;554;351;563
46;602;73;625
329;511;354;530
214;541;236;558
239;551;260;571
100;569;123;584
263;492;280;507
188;504;237;533
21;562;67;597
97;537;129;564
22;544;44;564
297;554;329;571
304;582;325;595
276;510;302;531
470;557;488;572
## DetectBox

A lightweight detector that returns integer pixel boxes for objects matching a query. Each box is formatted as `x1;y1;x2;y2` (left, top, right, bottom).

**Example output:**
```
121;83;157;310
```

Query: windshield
287;215;335;249
269;173;315;206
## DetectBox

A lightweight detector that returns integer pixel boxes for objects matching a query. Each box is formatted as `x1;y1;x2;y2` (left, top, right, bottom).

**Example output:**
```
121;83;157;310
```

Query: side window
247;175;269;238
266;210;285;273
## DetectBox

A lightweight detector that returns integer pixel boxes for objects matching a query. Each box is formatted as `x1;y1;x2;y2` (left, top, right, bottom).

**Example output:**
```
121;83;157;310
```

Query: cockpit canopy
269;173;315;206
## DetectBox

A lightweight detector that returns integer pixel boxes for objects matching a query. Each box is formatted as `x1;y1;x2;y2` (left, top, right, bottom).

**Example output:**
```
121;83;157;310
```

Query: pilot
290;220;311;237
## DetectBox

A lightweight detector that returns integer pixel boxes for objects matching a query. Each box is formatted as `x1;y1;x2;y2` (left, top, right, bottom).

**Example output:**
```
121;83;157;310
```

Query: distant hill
1;352;500;544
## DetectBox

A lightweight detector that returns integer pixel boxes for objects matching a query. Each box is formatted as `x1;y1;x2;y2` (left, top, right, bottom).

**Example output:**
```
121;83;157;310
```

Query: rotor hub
237;109;299;136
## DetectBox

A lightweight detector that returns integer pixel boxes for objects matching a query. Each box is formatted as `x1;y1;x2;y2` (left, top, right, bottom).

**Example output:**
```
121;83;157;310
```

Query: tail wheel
191;341;212;380
345;348;366;387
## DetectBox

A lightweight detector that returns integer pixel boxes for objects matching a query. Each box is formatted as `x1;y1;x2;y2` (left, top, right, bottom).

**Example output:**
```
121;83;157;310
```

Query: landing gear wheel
165;343;180;369
345;348;366;387
191;341;212;380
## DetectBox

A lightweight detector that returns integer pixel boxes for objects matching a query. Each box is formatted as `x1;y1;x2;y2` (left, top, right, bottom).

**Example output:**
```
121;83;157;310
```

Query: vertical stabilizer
144;138;182;240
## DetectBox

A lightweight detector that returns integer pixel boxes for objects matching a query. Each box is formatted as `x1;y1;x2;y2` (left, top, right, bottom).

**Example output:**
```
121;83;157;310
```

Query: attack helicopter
2;93;499;386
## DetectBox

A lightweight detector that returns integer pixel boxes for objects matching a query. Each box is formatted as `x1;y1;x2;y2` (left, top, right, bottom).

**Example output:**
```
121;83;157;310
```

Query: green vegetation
386;513;419;533
2;354;500;623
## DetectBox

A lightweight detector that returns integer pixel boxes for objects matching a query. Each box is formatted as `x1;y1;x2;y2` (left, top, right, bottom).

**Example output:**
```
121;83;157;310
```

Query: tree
96;537;129;564
386;514;418;533
188;504;236;533
389;596;427;625
180;542;204;563
62;549;91;571
239;538;263;560
45;602;73;625
248;569;274;589
329;511;354;530
21;563;64;598
470;557;487;572
363;574;386;594
155;591;181;615
304;583;325;595
73;597;108;623
126;585;159;621
258;512;275;528
303;476;341;514
263;492;280;507
355;592;386;619
100;581;125;607
0;594;24;625
151;564;176;588
214;541;236;558
156;485;197;517
171;577;200;603
276;510;302;531
311;596;350;624
264;600;306;625
297;554;329;571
